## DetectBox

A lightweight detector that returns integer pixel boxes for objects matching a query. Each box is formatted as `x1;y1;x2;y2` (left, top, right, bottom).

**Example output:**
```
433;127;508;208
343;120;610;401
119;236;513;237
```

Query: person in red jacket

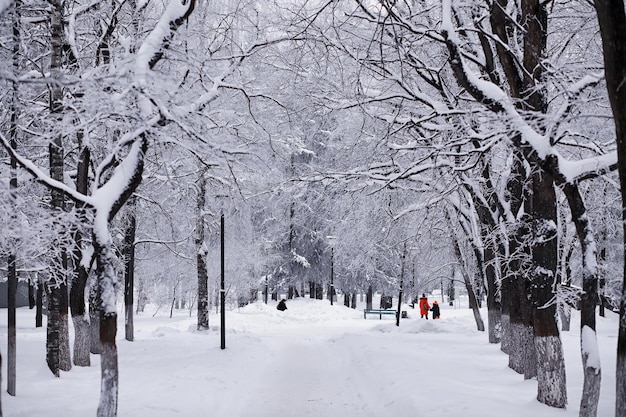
418;294;430;319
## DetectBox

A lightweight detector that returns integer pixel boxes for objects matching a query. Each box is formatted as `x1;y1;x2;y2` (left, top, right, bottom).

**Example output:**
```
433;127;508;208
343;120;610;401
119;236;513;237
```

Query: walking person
418;293;430;319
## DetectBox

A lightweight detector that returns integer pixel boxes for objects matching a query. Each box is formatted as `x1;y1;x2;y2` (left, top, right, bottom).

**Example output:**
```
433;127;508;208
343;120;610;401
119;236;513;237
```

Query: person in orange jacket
431;300;441;319
418;294;430;319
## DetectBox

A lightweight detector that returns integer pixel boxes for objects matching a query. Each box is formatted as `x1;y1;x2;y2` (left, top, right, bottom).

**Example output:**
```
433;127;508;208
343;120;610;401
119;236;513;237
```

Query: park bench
363;308;397;319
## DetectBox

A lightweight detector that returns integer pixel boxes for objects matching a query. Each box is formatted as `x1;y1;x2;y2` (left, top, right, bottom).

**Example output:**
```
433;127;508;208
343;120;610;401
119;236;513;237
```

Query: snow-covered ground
0;296;618;416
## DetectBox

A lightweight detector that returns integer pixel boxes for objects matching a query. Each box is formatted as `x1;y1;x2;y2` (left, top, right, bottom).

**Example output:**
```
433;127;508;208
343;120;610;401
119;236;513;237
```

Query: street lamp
215;194;228;350
396;243;407;327
220;211;225;350
326;235;337;306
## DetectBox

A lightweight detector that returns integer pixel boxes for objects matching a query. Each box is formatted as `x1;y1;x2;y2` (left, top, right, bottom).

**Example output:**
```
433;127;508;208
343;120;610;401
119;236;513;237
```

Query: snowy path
229;329;417;417
1;298;619;417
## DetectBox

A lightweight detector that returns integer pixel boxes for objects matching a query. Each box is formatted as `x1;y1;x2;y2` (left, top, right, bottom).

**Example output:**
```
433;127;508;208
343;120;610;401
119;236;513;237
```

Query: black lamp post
396;243;407;327
215;194;227;351
220;212;225;350
326;235;336;306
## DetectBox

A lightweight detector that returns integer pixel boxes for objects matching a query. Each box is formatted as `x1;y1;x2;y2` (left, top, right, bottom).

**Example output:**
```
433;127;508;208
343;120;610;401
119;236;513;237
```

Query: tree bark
506;219;537;380
7;0;20;395
70;147;91;366
558;242;574;332
450;222;485;331
59;271;72;372
124;197;136;341
35;277;43;328
562;182;602;415
89;281;103;354
196;170;209;331
7;255;16;394
593;1;626;415
484;243;501;343
46;284;60;377
49;0;72;374
528;170;566;408
95;240;119;417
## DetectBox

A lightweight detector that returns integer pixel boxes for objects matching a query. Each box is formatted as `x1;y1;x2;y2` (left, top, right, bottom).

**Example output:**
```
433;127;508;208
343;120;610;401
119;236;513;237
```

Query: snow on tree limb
440;0;616;185
0;131;94;206
134;0;195;84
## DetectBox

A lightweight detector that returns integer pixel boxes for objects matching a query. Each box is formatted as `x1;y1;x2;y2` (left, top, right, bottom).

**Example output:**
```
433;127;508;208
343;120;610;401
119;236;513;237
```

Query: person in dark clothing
431;300;440;319
277;299;287;311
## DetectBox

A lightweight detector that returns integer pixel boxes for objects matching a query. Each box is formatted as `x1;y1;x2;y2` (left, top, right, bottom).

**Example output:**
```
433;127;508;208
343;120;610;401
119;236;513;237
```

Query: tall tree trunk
593;1;626;414
196;170;209;331
484;243;501;343
124;197;136;341
94;240;119;417
506;219;537;380
7;261;16;393
71;263;91;366
500;272;512;355
501;149;526;358
46;284;60;377
70;145;91;366
49;0;71;374
528;170;566;408
90;279;103;354
449;217;485;331
455;245;485;332
366;285;373;310
47;133;64;376
7;0;20;395
48;134;71;374
558;241;574;332
35;277;43;328
563;182;602;415
58;255;71;372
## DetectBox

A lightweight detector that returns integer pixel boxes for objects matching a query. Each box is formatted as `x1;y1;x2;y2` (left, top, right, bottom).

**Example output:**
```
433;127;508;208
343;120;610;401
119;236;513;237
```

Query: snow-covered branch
0;131;94;207
440;0;616;185
135;0;195;81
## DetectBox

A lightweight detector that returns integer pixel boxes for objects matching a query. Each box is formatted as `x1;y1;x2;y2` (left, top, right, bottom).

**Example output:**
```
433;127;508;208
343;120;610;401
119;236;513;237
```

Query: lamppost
216;194;227;350
396;243;407;327
220;211;225;350
326;235;336;306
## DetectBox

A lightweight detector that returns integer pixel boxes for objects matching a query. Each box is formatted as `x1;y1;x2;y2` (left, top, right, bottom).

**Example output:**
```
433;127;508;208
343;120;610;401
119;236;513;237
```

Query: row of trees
1;0;626;416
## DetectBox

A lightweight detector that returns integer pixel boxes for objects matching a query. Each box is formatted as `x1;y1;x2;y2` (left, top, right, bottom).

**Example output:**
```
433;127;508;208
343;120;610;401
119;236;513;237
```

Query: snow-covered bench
363;308;396;319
